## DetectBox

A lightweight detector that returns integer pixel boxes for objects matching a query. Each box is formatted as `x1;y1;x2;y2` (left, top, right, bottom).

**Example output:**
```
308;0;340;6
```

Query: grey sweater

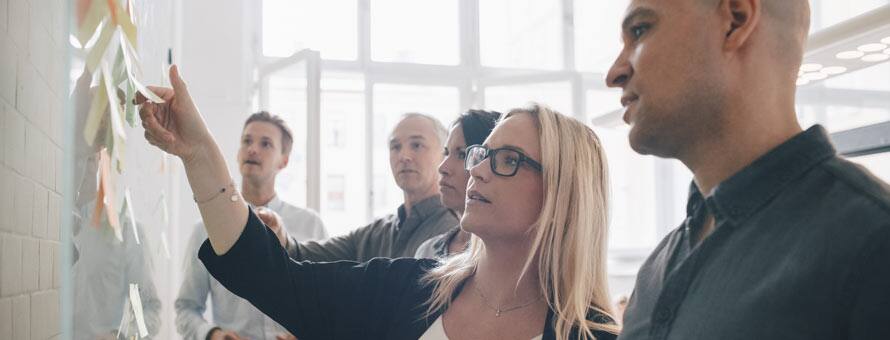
286;195;458;262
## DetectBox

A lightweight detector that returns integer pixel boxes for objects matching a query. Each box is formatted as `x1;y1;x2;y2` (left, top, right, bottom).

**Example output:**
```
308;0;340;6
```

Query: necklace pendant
496;310;501;317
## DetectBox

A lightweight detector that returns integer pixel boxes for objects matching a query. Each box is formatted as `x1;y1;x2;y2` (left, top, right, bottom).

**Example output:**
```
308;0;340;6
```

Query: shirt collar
691;125;836;225
251;194;282;211
396;195;447;224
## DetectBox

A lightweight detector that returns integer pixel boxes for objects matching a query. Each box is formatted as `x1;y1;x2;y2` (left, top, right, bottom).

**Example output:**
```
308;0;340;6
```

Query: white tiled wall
0;0;65;338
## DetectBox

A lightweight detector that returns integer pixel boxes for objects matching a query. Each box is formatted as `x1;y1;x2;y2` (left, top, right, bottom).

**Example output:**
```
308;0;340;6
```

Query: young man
175;112;327;340
283;113;458;262
607;1;890;339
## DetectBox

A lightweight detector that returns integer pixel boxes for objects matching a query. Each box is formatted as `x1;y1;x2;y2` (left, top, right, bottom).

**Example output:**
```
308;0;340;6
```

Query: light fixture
800;4;890;86
800;63;823;72
820;66;848;75
836;50;865;59
858;43;888;52
861;53;890;62
802;72;829;81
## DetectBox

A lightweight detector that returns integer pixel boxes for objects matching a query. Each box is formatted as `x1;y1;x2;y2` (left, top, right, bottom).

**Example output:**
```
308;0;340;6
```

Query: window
594;126;659;250
480;0;563;70
371;0;460;65
574;0;627;73
850;153;890;182
798;63;890;132
811;0;890;31
263;0;357;60
586;88;622;121
484;82;573;117
266;63;310;207
320;73;368;235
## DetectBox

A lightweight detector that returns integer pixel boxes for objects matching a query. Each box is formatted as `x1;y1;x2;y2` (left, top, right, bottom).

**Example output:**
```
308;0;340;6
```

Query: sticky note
85;20;114;73
128;283;149;337
97;148;122;240
83;73;109;146
77;0;107;46
125;80;136;127
123;189;140;244
102;61;127;142
159;231;172;260
119;34;164;104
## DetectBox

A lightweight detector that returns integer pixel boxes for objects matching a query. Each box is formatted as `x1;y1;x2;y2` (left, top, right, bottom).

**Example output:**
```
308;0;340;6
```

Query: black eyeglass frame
464;144;543;177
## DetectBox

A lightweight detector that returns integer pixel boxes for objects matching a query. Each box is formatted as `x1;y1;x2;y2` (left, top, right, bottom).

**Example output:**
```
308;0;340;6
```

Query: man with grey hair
607;0;890;339
277;112;458;261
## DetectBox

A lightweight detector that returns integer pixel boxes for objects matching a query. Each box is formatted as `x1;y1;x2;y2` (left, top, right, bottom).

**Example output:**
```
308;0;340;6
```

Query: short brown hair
243;111;294;155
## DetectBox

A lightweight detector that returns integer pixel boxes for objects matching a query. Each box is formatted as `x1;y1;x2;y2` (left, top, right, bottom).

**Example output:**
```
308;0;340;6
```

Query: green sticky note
125;81;136;127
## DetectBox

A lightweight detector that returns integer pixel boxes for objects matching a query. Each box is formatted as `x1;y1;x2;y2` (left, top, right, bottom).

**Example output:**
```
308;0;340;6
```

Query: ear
719;0;761;51
279;153;290;170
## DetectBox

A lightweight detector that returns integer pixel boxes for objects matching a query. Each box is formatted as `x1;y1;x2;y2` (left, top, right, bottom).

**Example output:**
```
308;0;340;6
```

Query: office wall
0;0;67;338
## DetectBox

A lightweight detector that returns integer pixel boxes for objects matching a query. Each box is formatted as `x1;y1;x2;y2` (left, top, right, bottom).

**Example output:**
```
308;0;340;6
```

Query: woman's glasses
464;145;542;177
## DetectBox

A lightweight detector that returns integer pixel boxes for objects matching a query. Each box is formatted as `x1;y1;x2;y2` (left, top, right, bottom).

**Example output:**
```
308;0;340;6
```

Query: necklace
472;283;543;317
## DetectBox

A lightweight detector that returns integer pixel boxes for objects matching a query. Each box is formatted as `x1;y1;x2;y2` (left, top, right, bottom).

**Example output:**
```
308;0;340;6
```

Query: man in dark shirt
605;0;890;339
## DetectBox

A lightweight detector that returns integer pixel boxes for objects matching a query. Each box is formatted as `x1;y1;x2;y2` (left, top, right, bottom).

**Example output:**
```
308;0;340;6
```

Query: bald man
606;1;890;339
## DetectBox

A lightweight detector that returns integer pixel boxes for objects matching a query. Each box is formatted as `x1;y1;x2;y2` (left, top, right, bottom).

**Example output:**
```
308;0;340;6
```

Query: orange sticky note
92;149;122;239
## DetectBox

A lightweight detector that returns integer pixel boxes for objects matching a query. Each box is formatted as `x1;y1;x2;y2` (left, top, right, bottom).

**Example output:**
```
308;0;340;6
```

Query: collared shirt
288;195;458;262
619;126;890;340
175;196;327;340
414;226;462;259
72;202;161;340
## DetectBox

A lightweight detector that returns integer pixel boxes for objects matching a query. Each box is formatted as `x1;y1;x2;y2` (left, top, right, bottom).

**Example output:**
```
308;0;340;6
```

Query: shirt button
655;307;672;323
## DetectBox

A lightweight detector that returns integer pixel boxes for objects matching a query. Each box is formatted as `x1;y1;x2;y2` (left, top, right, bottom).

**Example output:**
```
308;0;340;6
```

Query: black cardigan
199;208;618;340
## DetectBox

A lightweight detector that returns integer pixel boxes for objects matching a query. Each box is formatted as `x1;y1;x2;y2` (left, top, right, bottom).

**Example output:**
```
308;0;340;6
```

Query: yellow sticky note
83;81;108;146
160;231;171;260
77;0;107;46
112;0;138;49
85;20;115;73
100;148;122;239
102;61;127;142
128;284;149;338
119;35;164;104
123;189;140;245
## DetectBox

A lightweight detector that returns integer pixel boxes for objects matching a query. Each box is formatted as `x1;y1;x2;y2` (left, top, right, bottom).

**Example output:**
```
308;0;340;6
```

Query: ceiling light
836;50;865;59
861;53;890;62
820;66;848;75
802;72;828;81
796;78;811;86
858;43;888;52
800;63;823;72
884;48;890;55
882;36;890;44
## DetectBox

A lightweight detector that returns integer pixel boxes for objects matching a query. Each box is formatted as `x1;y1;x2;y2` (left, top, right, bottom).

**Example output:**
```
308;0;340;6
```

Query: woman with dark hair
415;110;502;259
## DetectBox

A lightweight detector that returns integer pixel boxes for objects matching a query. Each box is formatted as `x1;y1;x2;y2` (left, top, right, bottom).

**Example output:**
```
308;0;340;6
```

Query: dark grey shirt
619;126;890;340
286;195;458;262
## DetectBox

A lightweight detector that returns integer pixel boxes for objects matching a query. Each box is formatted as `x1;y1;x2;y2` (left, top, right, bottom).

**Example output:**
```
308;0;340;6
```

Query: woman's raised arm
137;65;248;255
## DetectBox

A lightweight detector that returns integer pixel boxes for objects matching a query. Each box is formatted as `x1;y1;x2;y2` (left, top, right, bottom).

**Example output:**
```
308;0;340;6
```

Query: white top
175;196;328;340
419;317;543;340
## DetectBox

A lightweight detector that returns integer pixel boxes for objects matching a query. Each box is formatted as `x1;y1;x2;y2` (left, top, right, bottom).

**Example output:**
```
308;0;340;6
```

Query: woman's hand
256;208;290;248
137;65;211;164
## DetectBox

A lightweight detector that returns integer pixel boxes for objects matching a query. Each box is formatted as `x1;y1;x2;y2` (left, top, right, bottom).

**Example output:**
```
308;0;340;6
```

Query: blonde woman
139;66;619;340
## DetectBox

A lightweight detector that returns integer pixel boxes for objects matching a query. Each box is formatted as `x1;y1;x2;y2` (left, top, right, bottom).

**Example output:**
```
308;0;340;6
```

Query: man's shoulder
820;156;890;215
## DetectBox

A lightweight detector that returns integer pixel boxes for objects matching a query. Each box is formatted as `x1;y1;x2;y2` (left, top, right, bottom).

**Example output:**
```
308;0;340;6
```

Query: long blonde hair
421;103;620;339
